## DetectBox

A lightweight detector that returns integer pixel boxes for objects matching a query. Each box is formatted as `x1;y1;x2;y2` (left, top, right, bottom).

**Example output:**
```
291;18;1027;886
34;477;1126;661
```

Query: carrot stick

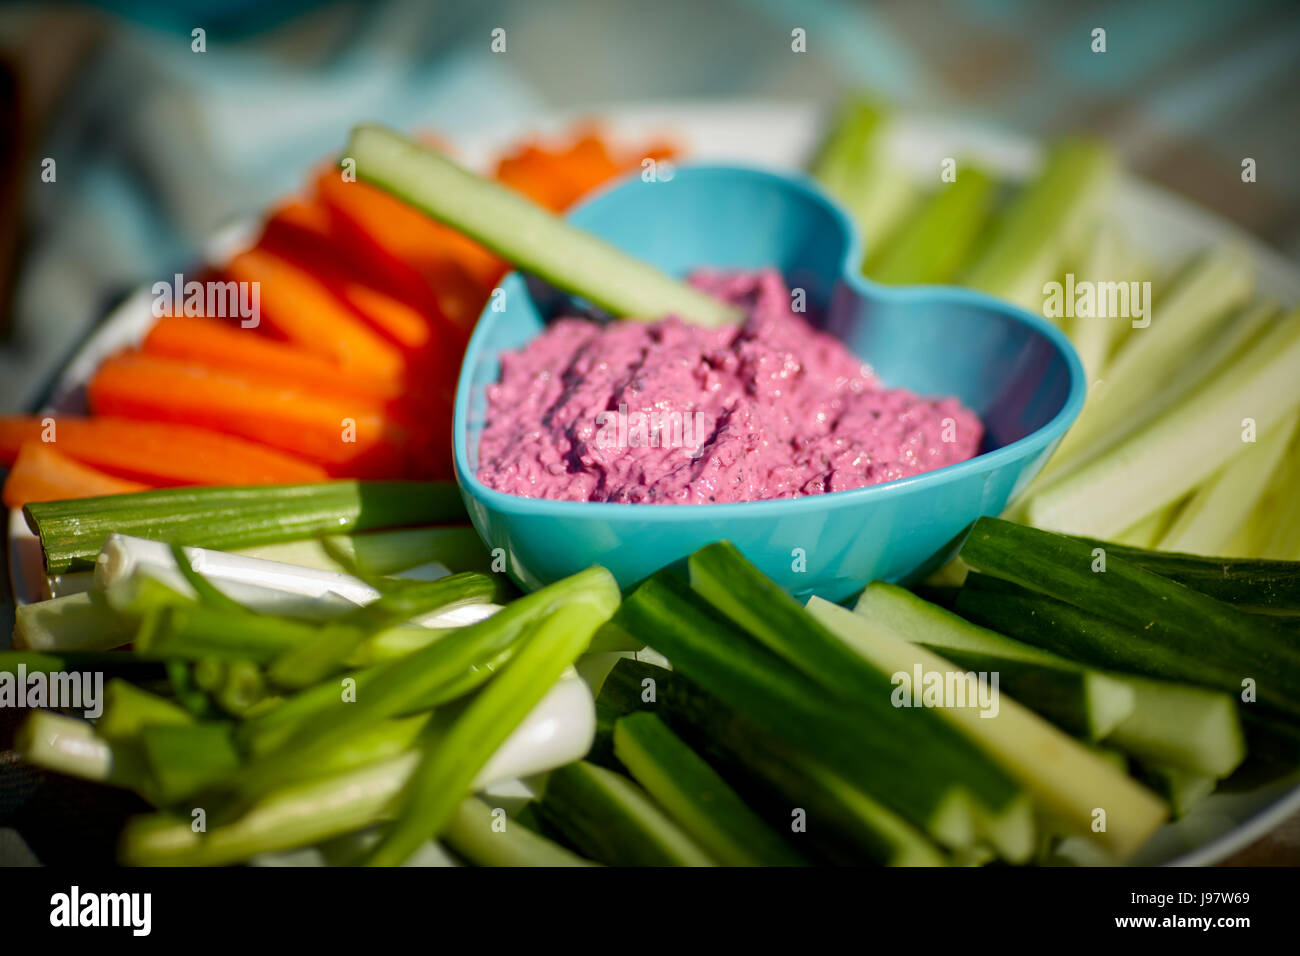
0;416;326;486
142;314;403;401
3;442;150;509
224;247;409;382
87;352;426;478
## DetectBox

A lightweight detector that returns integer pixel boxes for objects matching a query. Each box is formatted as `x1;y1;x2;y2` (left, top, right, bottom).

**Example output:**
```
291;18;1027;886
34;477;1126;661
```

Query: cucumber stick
534;761;714;866
612;572;977;850
598;659;947;866
1068;536;1300;611
1132;763;1216;819
861;580;1244;777
958;518;1300;719
345;125;739;328
686;545;1031;858
807;597;1169;860
613;712;805;866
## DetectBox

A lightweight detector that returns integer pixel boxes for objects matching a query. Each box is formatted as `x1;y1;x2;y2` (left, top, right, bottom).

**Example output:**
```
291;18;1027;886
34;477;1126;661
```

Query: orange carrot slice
3;442;150;509
225;247;408;382
142;314;402;401
88;352;422;478
0;416;326;486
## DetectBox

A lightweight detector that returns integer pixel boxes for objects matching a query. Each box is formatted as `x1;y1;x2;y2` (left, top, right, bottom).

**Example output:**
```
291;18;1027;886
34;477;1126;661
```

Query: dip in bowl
454;165;1084;600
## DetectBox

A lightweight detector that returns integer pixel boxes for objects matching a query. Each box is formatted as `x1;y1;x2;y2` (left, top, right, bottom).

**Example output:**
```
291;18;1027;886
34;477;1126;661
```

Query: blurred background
1;0;1298;412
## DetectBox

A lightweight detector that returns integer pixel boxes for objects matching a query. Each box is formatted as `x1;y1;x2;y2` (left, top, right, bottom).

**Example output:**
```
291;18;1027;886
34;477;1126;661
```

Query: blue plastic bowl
453;165;1085;601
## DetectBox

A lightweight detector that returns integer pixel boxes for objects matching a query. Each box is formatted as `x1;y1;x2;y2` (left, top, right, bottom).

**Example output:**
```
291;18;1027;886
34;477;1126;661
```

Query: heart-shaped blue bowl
453;165;1084;601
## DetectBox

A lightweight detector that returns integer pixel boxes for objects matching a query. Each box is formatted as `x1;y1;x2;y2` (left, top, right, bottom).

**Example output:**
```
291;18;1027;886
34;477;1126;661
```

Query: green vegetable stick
865;166;995;286
24;480;466;575
962;139;1117;310
345;125;740;328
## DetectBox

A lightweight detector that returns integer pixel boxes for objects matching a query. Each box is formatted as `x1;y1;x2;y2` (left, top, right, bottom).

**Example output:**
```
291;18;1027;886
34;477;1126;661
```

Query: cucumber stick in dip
598;659;947;867
533;761;714;866
345;125;740;328
613;712;805;866
807;597;1169;861
858;581;1245;777
687;543;1032;860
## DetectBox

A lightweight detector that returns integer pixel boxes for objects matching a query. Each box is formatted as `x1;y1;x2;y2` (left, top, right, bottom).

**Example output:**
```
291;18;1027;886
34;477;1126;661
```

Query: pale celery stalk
442;797;596;867
962;139;1117;310
1068;224;1136;379
231;539;352;574
345;125;740;328
1249;418;1300;559
1110;500;1183;549
324;526;491;577
812;96;918;254
13;591;134;652
864;166;995;285
1159;411;1298;555
1027;307;1300;537
1046;246;1256;476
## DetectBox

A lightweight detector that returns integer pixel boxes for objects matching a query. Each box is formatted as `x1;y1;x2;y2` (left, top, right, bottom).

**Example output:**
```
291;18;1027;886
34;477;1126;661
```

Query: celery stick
232;539;351;574
441;797;596;867
811;96;918;253
24;480;465;575
864;166;995;285
1068;224;1136;379
1027;307;1300;537
1159;411;1298;555
345;125;739;328
1248;419;1300;560
363;594;615;866
324;526;492;577
962;139;1117;310
1111;500;1182;549
1046;246;1255;474
12;591;134;652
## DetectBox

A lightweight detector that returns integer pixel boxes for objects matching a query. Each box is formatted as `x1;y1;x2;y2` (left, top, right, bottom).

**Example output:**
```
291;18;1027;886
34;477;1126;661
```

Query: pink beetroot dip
476;269;983;504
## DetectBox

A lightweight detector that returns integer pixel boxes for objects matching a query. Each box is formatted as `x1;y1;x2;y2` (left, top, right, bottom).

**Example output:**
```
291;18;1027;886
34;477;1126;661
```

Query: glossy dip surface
477;270;983;504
